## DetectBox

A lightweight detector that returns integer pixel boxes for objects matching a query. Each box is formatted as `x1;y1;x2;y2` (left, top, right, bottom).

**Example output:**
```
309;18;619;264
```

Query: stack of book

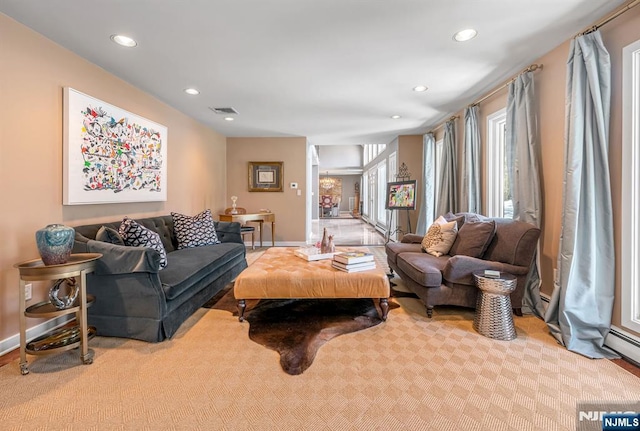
331;251;376;273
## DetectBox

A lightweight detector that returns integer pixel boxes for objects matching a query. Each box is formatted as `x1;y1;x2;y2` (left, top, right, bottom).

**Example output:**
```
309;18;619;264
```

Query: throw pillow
95;226;125;245
119;217;168;269
421;215;459;257
449;220;497;258
443;211;466;230
171;209;220;250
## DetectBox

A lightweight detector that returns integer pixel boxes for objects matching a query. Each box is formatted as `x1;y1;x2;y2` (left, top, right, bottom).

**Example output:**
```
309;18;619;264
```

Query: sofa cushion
95;226;125;245
171;209;220;250
160;243;245;300
449;220;496;258
421;216;458;257
385;242;422;266
119;217;168;269
397;252;448;287
443;212;466;230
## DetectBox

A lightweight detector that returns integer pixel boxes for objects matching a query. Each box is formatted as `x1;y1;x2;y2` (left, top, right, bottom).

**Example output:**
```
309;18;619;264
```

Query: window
434;139;444;207
622;38;640;333
388;152;398;240
362;171;369;217
376;160;387;226
486;108;511;218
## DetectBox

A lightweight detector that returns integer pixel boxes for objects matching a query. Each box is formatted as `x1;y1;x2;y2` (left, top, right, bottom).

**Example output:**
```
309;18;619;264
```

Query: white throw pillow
421;215;459;257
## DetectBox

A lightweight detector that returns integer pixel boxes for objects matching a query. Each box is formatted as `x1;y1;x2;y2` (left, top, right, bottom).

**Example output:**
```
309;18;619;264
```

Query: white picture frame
63;87;168;205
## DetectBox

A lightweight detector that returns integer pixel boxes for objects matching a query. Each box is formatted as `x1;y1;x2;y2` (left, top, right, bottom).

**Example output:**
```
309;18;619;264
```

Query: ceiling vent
209;107;239;115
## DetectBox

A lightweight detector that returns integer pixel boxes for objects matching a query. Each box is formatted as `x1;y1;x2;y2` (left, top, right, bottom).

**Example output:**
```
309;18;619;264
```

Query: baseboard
245;241;308;248
0;315;73;357
540;292;640;364
606;326;640;365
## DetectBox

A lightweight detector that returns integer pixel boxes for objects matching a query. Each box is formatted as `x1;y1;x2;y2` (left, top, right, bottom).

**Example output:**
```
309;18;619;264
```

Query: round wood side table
15;253;102;375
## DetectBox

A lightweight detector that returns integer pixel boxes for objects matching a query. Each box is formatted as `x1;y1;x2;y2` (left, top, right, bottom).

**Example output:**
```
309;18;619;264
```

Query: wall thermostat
290;182;298;189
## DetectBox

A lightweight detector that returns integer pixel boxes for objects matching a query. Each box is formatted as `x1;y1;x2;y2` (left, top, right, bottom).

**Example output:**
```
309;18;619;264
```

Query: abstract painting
63;87;168;205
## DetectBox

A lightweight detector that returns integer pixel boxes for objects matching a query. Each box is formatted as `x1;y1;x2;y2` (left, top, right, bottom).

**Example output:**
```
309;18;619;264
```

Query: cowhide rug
203;287;397;375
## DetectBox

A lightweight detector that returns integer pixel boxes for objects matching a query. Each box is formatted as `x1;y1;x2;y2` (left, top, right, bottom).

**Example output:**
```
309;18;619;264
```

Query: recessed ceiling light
413;85;428;92
184;88;200;95
453;28;477;42
110;34;137;47
224;117;235;121
391;115;401;119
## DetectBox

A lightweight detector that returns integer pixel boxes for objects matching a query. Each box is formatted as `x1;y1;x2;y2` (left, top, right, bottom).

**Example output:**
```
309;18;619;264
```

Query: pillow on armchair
421;215;458;257
448;220;496;258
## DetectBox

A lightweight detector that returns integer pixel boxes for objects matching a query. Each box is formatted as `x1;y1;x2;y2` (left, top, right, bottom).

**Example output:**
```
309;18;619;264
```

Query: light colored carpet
1;248;639;430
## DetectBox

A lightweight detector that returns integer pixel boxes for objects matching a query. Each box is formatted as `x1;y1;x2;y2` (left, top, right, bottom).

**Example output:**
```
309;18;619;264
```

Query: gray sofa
386;213;540;318
72;215;247;342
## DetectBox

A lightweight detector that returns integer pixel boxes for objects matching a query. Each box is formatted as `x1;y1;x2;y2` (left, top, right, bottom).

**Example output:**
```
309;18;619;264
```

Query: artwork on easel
385;180;417;210
63;87;168;205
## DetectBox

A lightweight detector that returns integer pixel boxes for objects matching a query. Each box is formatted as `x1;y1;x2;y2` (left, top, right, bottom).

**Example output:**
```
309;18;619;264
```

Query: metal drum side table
472;270;517;341
15;253;102;375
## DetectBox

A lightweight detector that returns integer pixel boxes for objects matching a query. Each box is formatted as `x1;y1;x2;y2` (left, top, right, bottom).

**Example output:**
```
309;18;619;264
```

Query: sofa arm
78;240;161;275
401;233;424;244
214;221;243;244
443;254;529;285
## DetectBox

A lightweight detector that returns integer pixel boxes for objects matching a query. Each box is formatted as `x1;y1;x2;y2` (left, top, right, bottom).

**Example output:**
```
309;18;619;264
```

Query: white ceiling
0;0;626;147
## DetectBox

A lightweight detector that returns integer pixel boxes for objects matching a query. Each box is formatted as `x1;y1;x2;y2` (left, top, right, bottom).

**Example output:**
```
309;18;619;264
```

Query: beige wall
439;5;640;337
0;14;227;341
397;135;424;235
226;137;307;243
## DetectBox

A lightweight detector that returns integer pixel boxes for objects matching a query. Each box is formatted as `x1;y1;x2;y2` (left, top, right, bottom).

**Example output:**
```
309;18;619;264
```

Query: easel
385;163;413;244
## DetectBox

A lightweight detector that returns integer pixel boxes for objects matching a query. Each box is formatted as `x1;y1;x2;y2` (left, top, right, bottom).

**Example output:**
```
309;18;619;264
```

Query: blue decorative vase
36;224;75;265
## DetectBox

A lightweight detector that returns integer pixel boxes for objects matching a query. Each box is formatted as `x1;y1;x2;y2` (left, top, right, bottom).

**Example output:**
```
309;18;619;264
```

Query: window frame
486;108;508;218
622;38;640;333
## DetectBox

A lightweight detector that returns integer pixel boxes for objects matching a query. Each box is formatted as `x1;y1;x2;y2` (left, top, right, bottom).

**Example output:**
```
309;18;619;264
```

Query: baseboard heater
540;293;640;365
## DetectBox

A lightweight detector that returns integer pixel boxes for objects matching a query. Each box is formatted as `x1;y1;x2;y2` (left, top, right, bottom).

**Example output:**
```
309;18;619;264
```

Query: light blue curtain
462;106;481;214
505;71;545;317
544;30;618;359
435;119;457;216
416;133;436;235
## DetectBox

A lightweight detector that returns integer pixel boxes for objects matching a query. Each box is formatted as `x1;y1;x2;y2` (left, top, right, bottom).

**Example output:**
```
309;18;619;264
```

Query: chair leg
251;231;255;250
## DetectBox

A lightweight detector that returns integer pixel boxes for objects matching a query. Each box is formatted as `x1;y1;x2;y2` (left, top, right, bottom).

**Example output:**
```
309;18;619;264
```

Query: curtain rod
578;0;640;36
471;63;543;107
427;63;541;134
428;115;459;134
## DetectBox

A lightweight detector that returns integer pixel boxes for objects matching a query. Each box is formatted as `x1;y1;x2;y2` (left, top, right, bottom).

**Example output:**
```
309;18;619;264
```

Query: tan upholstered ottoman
234;247;390;321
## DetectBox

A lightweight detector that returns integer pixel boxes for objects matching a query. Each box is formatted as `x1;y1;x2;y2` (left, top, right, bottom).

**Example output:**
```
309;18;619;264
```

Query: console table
219;212;275;247
14;253;102;375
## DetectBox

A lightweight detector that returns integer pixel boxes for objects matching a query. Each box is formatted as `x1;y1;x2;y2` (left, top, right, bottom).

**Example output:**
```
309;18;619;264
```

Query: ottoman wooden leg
238;299;246;322
379;298;389;321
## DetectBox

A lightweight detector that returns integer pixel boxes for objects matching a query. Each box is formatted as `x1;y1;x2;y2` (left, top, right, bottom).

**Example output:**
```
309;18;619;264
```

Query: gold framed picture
248;161;284;192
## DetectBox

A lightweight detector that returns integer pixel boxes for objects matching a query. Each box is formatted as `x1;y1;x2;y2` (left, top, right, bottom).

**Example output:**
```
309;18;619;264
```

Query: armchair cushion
449;220;496;258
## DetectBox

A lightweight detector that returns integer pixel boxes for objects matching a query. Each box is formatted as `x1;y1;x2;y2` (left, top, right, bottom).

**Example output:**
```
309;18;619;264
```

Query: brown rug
203;286;397;375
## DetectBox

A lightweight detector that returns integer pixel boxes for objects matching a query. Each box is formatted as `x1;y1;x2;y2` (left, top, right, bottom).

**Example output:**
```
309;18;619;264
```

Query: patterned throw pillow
421;215;459;257
119;217;168;269
171;209;220;250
